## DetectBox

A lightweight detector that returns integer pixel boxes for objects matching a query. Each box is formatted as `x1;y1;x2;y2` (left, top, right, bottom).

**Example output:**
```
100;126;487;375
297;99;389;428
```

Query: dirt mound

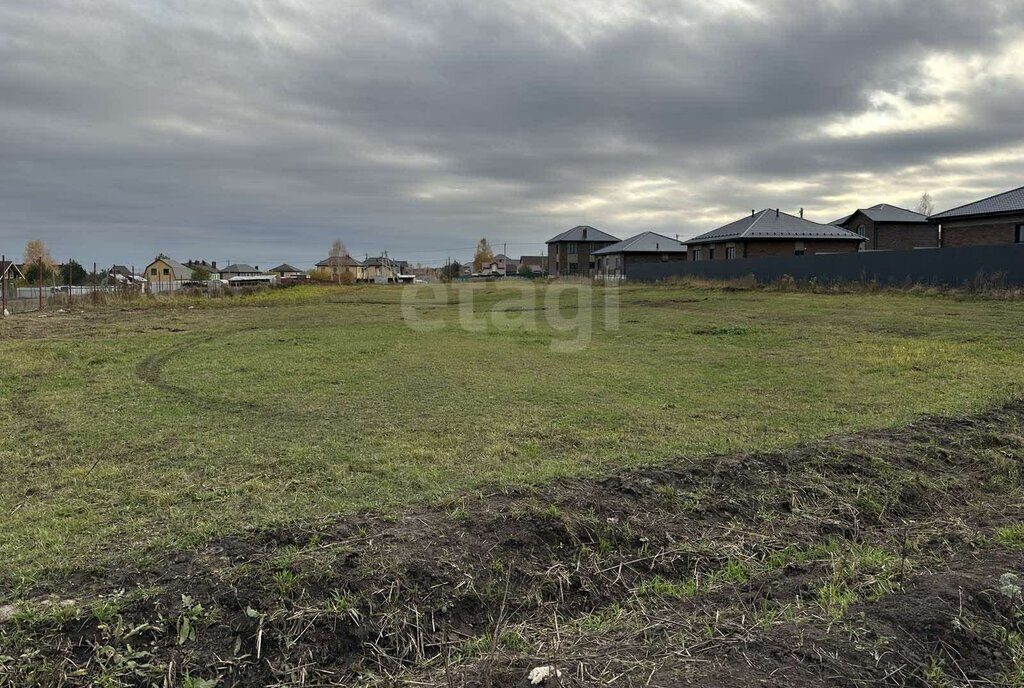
4;401;1024;686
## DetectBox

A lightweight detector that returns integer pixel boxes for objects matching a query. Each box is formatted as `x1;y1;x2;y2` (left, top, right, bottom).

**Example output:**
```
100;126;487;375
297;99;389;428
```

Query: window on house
795;249;805;256
1017;225;1024;243
661;253;669;262
708;248;715;260
150;268;157;276
693;248;702;262
163;268;169;276
568;244;577;255
856;224;867;237
726;246;736;260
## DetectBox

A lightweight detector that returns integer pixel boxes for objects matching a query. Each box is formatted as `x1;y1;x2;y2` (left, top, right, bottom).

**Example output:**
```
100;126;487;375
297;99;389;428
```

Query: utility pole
38;257;43;310
1;254;7;315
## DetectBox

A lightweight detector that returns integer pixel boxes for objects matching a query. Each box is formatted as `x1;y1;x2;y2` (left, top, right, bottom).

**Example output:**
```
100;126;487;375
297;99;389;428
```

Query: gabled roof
269;263;300;273
364;256;399;268
147;254;192;280
317;255;364;267
546;225;619;244
593;231;688;256
930;185;1024;220
220;263;259;273
688;210;864;245
832;204;929;226
0;260;25;280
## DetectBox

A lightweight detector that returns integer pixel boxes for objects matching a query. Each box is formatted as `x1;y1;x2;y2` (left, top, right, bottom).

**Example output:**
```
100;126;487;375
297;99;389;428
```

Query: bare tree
24;239;55;269
915;192;935;216
329;240;347;259
473;238;495;273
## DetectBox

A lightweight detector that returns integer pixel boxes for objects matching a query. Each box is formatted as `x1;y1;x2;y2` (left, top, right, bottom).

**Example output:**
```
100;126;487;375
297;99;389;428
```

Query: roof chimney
582;227;588;239
799;207;804;219
751;209;755;217
776;208;780;218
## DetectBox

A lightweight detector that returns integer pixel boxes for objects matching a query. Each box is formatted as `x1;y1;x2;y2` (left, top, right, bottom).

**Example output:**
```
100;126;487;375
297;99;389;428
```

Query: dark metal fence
626;244;1024;286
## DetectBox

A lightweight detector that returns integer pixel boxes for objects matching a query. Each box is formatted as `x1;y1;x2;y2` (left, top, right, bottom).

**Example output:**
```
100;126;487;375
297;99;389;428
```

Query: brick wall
548;242;616;277
744;240;860;258
941;213;1024;248
875;223;939;251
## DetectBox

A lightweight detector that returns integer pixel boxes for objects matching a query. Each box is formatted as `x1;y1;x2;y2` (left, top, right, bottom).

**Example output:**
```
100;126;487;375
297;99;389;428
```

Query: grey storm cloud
1;0;1022;267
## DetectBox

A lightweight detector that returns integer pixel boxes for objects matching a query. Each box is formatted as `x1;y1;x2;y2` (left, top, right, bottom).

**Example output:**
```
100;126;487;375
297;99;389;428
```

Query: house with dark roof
831;204;937;251
268;263;306;279
516;255;546;274
219;263;263;279
546;226;619;277
185;259;220;278
593;232;688;279
688;209;863;261
363;256;401;283
316;255;365;282
930;185;1024;248
1;260;26;282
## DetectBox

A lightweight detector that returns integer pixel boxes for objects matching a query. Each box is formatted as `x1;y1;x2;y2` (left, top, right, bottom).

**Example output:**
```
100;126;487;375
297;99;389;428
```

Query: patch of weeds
499;629;534;653
816;579;857;618
327;589;357;614
183;675;219;688
692;325;751;336
923;657;953;688
272;569;299;597
995;524;1024;550
636;576;698;600
175;595;211;645
576;604;625;633
449;506;472;524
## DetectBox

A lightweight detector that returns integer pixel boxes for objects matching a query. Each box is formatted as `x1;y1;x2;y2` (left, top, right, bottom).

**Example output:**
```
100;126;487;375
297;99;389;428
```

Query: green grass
2;282;1024;592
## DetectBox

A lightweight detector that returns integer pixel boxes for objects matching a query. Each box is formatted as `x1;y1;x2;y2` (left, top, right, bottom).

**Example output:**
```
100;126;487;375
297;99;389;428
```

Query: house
219;263;262;279
832;204;936;250
688;209;863;261
1;260;26;282
316;255;365;282
930;185;1024;248
517;255;546;274
830;204;936;251
106;265;146;287
593;232;688;278
185;260;220;278
546;226;619;277
363;256;400;283
144;254;192;290
268;263;306;279
492;254;513;275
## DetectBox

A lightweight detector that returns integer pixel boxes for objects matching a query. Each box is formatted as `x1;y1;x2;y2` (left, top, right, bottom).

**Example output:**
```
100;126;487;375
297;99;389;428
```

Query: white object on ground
529;666;562;684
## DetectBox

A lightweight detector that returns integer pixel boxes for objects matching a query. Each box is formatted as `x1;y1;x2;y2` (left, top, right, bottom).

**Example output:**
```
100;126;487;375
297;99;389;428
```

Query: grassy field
2;282;1024;593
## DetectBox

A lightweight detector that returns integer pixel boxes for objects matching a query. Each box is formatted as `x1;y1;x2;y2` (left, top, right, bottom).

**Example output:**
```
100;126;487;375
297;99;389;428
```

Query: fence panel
626;244;1024;286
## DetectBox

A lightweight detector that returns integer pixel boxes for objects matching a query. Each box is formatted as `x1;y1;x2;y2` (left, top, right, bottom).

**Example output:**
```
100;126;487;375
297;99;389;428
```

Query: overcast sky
2;0;1022;268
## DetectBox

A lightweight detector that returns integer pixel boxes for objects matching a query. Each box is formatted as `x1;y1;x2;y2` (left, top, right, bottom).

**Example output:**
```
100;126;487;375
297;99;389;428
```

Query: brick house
593;232;687;279
546;226;619;277
687;209;863;261
930;185;1024;248
831;204;936;250
516;255;546;274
